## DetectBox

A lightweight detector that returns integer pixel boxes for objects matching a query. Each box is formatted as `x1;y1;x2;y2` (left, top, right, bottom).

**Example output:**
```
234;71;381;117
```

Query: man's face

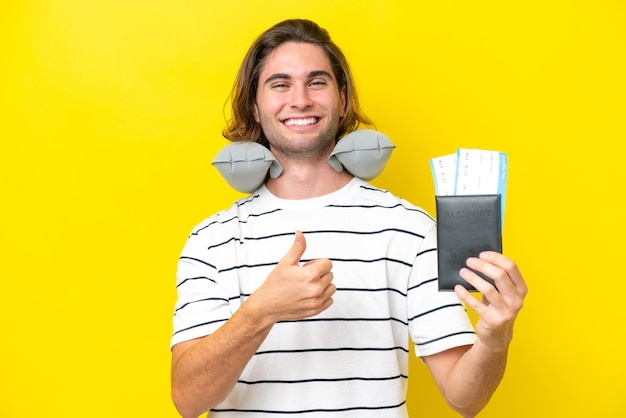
254;41;346;162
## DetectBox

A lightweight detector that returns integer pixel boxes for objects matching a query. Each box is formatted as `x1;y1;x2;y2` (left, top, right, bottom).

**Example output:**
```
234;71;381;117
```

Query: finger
453;284;485;314
478;252;528;296
477;253;527;312
461;259;521;313
279;230;307;267
458;267;503;309
303;258;333;277
466;255;525;305
461;262;499;291
319;270;334;287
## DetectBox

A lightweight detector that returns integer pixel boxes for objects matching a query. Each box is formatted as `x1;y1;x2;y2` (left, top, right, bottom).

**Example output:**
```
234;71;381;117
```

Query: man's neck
265;160;353;199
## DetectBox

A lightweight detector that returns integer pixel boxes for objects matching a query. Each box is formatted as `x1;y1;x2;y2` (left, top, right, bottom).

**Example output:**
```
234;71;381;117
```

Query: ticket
430;148;507;226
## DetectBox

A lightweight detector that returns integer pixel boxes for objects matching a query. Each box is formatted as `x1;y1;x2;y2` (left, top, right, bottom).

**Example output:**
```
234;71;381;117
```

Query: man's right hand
251;230;336;322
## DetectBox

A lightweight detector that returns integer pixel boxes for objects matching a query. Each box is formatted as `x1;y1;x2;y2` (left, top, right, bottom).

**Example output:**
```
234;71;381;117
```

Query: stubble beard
261;117;340;163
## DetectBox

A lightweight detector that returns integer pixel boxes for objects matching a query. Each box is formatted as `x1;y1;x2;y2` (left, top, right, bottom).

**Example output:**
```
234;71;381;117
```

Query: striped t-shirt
171;177;476;417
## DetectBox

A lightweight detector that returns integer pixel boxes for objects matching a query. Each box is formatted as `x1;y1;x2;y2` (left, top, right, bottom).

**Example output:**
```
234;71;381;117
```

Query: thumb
279;230;306;267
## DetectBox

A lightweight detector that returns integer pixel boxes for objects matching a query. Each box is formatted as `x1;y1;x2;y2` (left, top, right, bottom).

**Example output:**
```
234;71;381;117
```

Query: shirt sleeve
170;229;233;350
408;224;477;357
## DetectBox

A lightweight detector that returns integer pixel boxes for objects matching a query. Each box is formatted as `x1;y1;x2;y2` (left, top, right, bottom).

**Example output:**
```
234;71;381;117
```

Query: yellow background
1;1;625;417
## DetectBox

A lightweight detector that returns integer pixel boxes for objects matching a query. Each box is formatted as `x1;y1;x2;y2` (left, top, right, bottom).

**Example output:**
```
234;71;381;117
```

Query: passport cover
436;194;502;291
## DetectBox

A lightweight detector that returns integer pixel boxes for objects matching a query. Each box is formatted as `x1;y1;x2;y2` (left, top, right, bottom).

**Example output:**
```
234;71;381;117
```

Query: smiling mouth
283;117;320;127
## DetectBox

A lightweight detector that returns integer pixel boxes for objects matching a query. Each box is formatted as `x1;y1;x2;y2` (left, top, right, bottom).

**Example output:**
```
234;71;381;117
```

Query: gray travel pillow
212;129;395;193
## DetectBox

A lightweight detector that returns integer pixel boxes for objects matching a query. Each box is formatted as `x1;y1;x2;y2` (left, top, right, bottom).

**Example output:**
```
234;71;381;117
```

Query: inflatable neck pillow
212;129;395;193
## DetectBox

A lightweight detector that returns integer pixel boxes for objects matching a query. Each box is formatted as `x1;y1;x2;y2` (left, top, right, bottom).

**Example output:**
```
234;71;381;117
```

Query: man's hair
222;19;372;147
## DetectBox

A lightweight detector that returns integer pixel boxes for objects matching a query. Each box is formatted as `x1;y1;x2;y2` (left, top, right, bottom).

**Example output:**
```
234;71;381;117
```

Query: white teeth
284;117;318;126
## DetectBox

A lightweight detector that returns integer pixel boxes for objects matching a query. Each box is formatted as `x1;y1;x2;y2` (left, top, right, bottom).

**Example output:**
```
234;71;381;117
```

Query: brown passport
436;194;502;291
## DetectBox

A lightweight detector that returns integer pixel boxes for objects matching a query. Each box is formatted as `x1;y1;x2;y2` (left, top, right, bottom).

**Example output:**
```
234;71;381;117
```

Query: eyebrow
262;70;334;86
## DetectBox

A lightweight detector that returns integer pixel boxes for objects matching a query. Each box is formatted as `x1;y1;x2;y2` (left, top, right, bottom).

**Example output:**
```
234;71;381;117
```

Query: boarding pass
430;148;507;225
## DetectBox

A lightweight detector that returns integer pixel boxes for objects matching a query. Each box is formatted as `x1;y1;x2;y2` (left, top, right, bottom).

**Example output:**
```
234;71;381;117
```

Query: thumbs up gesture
251;231;336;322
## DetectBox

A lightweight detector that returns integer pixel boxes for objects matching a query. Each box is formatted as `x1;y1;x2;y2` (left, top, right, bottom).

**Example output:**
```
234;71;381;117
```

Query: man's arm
171;298;275;418
171;231;335;418
423;251;527;418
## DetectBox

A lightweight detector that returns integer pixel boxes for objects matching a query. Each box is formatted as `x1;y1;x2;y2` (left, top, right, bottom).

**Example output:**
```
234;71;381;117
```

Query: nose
289;83;313;109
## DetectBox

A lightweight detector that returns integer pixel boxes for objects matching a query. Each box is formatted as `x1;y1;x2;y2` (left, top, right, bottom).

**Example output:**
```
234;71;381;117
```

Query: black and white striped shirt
171;177;476;417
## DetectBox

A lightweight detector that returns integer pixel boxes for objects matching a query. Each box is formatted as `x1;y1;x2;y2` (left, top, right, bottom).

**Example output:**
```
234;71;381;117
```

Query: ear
253;102;260;122
339;87;347;117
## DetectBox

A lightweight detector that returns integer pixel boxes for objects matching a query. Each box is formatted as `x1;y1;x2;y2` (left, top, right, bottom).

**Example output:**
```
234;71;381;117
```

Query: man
170;19;527;418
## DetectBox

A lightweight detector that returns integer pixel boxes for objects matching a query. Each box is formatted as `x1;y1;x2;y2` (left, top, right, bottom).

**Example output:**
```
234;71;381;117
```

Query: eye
309;79;328;88
271;82;290;91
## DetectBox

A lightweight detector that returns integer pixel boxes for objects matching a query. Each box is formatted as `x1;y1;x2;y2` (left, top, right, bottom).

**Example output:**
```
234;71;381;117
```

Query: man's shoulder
187;192;264;237
350;179;432;218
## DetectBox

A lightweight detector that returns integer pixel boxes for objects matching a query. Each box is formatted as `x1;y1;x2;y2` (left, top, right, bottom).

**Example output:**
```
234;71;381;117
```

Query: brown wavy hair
222;19;372;147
